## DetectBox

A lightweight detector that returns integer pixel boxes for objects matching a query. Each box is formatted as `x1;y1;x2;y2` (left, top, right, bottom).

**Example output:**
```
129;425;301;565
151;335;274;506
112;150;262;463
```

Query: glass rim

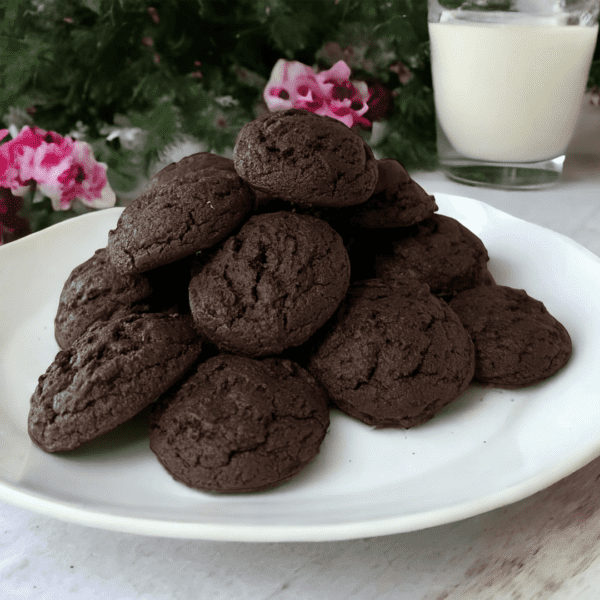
428;0;600;25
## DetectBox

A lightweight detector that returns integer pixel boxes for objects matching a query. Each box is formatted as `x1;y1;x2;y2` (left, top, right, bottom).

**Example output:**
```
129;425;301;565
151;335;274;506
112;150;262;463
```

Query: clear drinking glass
428;0;600;189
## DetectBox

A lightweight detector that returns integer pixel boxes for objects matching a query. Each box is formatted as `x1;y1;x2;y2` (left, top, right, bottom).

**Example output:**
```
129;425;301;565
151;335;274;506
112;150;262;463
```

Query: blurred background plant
1;0;599;237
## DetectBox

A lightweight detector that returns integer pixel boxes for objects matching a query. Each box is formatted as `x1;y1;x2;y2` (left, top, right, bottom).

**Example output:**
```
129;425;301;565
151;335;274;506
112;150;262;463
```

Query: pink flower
389;62;413;85
147;7;160;24
264;59;371;128
18;135;75;204
264;60;324;112
315;61;370;128
1;126;68;194
57;141;115;210
363;81;393;123
0;126;116;211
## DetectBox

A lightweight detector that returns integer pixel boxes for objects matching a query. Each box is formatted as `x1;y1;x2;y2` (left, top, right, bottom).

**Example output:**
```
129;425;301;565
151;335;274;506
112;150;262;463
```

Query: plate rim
2;193;600;542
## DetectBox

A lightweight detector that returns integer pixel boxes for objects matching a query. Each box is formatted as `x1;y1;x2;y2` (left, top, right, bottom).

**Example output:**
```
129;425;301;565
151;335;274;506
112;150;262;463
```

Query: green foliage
21;196;85;233
0;0;438;195
4;0;600;202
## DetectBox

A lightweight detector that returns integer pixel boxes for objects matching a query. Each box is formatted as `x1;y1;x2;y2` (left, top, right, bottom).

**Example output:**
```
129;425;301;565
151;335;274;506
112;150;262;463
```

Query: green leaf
81;0;102;14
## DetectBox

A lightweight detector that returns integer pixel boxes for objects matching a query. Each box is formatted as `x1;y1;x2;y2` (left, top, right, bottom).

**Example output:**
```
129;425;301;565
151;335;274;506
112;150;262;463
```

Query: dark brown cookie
29;313;203;453
233;109;378;208
336;159;438;228
308;279;475;428
149;354;330;493
189;211;351;357
372;214;492;298
147;152;237;192
107;168;254;274
54;248;154;350
449;285;572;387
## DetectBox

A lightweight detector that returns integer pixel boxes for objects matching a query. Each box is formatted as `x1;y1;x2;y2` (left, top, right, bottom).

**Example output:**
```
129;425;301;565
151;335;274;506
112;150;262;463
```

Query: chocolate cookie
449;285;572;387
233;109;378;208
336;159;438;228
147;152;237;192
29;313;202;453
149;354;330;492
189;211;351;357
54;248;154;350
308;279;475;428
372;214;492;298
107;168;254;274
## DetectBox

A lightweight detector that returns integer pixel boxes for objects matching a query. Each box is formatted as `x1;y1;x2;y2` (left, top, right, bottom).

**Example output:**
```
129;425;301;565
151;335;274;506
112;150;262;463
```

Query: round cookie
148;152;237;192
29;313;203;453
54;247;153;350
189;211;351;357
307;278;475;428
449;285;572;387
336;159;438;228
233;109;378;208
373;214;492;298
107;168;254;274
149;354;330;493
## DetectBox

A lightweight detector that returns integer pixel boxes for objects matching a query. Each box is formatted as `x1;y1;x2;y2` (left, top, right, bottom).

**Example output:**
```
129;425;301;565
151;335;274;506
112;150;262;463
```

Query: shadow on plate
58;404;153;462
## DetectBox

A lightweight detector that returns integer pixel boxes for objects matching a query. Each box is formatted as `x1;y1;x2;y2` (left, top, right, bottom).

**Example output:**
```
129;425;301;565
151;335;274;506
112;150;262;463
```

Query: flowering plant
0;126;116;243
3;0;598;242
264;59;371;128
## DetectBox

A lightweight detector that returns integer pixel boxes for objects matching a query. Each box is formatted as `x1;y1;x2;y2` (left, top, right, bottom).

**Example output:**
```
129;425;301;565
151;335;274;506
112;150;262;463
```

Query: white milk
429;19;598;163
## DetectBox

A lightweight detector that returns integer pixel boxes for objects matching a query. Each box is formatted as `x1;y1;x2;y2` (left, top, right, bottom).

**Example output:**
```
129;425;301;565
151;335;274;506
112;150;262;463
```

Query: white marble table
3;103;600;600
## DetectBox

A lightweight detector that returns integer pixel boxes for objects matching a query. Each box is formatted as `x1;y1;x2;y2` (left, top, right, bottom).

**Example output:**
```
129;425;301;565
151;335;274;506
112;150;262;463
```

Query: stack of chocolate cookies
28;109;572;493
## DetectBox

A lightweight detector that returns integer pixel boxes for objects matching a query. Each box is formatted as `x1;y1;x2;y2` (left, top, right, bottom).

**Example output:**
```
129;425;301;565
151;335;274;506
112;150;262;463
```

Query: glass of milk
428;0;599;189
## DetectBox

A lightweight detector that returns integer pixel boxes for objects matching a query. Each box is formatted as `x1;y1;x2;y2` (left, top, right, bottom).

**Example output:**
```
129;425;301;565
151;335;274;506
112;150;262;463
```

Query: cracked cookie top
54;247;154;350
372;214;492;299
233;109;378;208
307;278;475;429
107;168;254;274
149;354;330;492
145;152;238;193
449;285;572;387
28;312;203;453
335;158;439;229
189;211;351;357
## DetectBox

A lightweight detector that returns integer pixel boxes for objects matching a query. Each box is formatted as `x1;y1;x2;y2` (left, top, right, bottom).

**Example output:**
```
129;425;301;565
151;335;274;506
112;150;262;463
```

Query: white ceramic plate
1;193;600;542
